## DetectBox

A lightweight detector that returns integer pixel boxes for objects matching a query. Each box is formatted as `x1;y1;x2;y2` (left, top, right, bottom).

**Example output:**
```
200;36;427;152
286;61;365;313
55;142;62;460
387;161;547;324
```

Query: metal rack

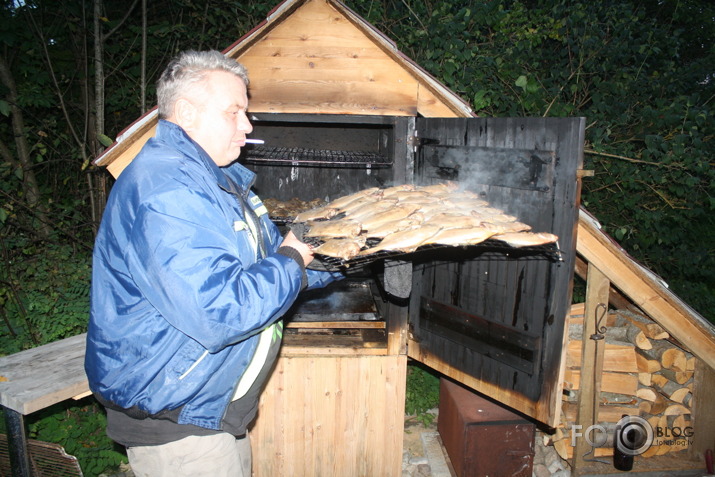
304;236;563;271
244;146;392;168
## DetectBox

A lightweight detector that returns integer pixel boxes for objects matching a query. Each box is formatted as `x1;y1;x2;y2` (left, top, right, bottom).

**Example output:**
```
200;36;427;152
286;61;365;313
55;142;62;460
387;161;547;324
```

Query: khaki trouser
127;433;251;477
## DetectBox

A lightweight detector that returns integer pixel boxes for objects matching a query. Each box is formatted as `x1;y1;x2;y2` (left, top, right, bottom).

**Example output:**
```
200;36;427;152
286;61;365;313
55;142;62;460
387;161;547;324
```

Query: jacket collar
156;119;256;195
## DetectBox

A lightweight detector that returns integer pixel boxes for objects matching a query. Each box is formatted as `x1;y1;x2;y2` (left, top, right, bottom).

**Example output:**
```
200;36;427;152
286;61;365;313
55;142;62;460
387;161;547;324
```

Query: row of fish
292;183;558;262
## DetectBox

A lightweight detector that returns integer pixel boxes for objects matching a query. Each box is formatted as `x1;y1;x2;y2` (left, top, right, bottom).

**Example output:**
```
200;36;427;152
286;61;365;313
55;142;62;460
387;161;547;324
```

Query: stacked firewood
551;303;694;460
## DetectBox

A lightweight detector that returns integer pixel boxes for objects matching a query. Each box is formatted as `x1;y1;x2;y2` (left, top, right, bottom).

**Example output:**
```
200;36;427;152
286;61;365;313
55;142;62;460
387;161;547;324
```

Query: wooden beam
690;358;715;458
572;263;610;475
575;255;632;311
577;210;715;370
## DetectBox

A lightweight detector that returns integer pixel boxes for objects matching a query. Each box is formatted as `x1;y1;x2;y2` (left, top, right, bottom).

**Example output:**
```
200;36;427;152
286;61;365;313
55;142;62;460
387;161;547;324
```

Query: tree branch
101;0;141;42
584;148;683;169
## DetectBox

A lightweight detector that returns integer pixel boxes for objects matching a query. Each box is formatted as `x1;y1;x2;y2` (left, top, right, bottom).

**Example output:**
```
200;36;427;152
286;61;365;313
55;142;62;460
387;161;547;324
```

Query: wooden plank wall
250;353;407;477
238;0;422;116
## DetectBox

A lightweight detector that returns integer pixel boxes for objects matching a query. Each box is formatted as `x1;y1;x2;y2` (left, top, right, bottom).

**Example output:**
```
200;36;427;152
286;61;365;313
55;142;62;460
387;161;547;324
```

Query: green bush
26;399;127;477
405;362;441;426
0;241;90;354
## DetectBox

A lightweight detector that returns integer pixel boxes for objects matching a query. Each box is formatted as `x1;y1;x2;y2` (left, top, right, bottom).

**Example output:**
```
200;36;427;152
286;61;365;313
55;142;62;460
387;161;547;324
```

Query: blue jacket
85;120;338;430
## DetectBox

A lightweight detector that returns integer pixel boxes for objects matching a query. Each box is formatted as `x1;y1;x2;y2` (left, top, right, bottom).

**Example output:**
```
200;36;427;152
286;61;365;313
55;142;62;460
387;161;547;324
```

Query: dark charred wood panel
410;117;584;425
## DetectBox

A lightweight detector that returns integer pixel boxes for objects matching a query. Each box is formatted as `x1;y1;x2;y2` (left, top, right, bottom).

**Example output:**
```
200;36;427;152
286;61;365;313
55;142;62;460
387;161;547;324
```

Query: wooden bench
0;334;89;476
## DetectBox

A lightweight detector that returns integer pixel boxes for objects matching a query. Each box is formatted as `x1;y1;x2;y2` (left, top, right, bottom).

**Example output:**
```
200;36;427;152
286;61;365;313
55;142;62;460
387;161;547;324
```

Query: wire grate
305;236;563;271
245;146;392;167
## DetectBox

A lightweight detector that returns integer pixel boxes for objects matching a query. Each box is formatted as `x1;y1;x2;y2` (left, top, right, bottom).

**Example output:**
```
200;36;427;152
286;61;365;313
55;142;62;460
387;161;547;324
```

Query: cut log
652;377;692;404
686;356;696;372
667;414;692;453
642;445;660;458
646;392;671;415
636;387;657;402
568;303;618;327
670;438;690;453
567;323;629;344
566;340;638;373
599;393;638;406
666;413;690;429
638;372;652;386
647;415;661;430
642;415;671;458
656;443;673;456
638;339;688;371
663;349;688;373
626;323;652;350
636;352;662;373
615;310;670;340
651;373;669;388
663;403;691;416
658;368;694;385
553;437;570;461
563;369;639;396
561;402;642;424
669;388;691;404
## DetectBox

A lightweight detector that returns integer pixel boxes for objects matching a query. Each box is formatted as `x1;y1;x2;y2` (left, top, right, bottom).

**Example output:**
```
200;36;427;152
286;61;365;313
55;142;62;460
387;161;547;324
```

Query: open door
408;117;585;427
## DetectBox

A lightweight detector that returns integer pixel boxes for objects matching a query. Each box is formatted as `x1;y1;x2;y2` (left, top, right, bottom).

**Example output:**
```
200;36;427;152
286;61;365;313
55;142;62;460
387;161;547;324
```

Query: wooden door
408;117;585;427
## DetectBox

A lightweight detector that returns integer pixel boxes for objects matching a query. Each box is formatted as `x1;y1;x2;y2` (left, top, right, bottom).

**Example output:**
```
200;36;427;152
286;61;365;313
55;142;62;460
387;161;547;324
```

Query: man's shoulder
120;139;209;190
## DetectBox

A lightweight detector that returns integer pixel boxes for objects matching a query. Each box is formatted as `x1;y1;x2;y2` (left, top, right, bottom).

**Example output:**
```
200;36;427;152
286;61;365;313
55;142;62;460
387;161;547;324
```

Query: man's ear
173;98;197;131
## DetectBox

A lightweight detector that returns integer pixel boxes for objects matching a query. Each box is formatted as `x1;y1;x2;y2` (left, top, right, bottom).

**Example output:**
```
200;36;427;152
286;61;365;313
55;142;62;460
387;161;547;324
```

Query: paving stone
420;432;451;477
533;463;551;477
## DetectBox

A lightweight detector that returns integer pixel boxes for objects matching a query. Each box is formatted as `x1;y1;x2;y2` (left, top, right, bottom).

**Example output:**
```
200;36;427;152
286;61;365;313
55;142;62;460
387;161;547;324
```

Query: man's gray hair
157;50;249;119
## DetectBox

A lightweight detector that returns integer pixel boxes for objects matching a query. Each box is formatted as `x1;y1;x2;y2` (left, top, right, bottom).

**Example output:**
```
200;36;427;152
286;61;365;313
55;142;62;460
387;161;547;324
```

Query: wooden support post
572;263;610;475
690;358;715;459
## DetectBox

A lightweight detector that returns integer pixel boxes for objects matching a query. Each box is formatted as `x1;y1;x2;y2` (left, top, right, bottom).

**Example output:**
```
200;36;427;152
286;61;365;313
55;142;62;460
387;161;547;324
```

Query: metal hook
590;303;608;341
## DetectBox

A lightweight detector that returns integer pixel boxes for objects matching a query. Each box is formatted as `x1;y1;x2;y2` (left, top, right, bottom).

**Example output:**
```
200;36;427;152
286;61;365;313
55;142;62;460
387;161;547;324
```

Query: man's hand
281;230;314;266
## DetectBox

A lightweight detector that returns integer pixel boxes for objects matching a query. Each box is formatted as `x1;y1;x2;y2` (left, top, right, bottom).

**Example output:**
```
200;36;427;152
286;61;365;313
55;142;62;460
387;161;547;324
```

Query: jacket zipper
179;350;209;380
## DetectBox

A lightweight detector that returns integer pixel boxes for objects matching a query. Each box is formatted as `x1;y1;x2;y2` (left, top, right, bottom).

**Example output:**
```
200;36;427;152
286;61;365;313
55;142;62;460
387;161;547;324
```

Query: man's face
178;70;253;167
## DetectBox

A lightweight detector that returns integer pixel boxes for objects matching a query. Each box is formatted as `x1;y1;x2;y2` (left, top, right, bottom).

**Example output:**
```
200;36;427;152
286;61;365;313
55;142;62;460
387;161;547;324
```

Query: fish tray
305;237;563;271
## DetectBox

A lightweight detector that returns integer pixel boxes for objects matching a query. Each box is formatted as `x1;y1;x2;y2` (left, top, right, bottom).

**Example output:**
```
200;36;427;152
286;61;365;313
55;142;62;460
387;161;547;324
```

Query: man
85;50;340;476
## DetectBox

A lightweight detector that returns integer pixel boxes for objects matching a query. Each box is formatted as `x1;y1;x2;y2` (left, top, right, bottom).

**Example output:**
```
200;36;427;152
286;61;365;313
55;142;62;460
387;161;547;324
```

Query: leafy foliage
0;240;90;353
405;362;440;426
27;399;127;477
